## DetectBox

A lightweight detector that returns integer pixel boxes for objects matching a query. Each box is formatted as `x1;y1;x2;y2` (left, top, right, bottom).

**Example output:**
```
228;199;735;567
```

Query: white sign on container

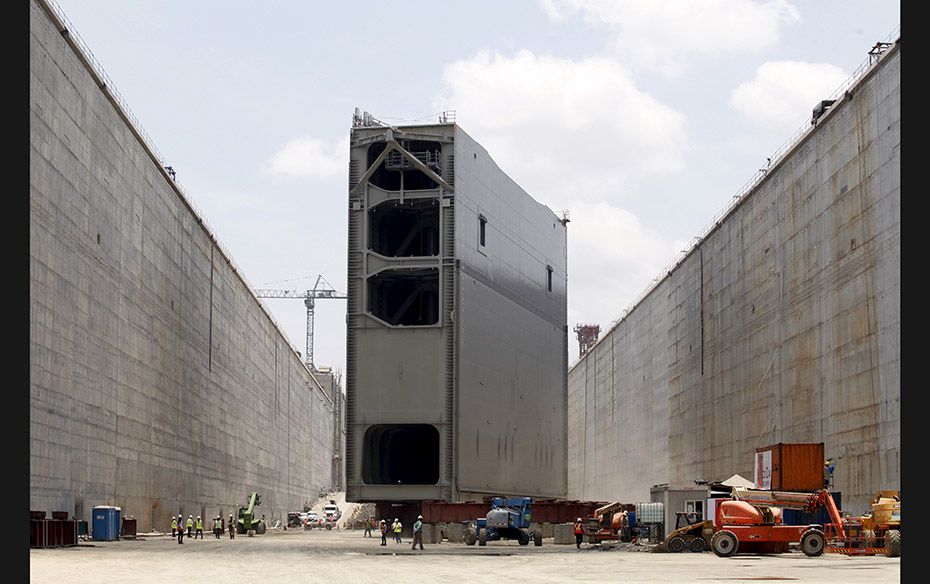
754;450;772;489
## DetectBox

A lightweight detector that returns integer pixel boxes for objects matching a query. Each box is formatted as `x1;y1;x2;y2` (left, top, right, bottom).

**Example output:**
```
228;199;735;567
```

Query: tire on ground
667;536;687;553
800;529;825;557
478;528;487;546
464;526;477;546
861;529;874;548
689;537;706;553
887;529;901;557
532;530;543;546
711;530;738;557
518;530;529;546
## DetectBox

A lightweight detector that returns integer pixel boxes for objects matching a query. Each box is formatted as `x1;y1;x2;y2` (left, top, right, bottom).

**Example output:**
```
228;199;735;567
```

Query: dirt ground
29;527;901;583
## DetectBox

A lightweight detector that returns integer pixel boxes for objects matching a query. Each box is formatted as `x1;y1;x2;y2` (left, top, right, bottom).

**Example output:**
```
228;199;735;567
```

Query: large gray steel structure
29;0;336;531
568;41;900;513
345;114;568;503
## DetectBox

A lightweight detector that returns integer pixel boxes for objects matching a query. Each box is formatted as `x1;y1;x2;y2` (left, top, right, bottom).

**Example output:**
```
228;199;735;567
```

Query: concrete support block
422;524;442;544
552;523;575;545
440;522;466;543
530;523;554;538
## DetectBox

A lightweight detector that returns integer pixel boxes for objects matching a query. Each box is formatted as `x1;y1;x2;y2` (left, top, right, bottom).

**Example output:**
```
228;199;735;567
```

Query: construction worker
228;514;236;539
171;515;178;538
213;515;223;539
176;514;184;544
824;459;835;489
364;517;373;537
392;518;402;543
619;511;629;540
195;516;204;539
573;517;584;549
379;519;387;546
186;515;194;538
411;515;424;550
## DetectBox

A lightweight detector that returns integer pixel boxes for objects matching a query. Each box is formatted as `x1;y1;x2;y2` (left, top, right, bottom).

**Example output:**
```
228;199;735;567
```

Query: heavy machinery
832;490;900;557
711;488;841;557
464;497;542;547
656;512;715;553
582;501;633;544
322;500;341;530
236;492;266;535
286;512;303;528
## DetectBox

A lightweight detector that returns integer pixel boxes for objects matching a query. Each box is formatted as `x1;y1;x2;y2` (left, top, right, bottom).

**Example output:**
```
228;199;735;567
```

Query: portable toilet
92;506;121;541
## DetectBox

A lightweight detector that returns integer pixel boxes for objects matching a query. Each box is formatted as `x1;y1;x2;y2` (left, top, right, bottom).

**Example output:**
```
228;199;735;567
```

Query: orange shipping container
754;443;825;491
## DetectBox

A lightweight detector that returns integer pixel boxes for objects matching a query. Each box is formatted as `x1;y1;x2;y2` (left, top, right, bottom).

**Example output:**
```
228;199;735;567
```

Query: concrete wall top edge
569;39;901;372
32;0;321;399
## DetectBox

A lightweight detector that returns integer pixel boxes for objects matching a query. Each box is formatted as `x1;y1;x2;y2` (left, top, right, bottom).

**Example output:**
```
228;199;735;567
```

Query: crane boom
730;488;845;540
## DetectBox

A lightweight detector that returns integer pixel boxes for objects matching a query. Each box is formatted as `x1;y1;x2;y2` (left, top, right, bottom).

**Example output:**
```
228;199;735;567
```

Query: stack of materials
30;510;78;548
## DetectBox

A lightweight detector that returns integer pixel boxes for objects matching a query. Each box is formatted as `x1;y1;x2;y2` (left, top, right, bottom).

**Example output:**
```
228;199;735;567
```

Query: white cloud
434;50;687;209
264;135;349;179
542;0;800;75
730;61;849;132
566;200;681;352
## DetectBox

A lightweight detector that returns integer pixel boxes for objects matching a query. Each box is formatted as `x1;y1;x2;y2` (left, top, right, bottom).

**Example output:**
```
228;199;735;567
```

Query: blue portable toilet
92;506;121;541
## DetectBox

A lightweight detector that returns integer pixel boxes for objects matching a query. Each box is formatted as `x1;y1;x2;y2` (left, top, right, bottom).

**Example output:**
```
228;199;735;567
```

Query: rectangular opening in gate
367;268;439;326
368;199;440;257
362;424;440;485
367;141;442;191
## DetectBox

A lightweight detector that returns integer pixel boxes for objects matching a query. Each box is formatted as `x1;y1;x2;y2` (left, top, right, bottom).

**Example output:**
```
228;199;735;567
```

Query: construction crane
255;275;347;371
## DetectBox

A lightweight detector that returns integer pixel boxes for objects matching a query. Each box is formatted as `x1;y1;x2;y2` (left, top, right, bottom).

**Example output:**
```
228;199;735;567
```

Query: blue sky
48;0;900;376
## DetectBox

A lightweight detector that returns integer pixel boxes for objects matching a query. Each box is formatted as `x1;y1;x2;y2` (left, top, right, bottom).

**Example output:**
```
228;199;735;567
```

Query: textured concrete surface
568;43;900;513
29;0;336;531
27;528;901;584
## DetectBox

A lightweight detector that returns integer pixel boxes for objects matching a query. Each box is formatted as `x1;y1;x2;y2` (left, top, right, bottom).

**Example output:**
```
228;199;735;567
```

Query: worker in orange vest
573;517;585;549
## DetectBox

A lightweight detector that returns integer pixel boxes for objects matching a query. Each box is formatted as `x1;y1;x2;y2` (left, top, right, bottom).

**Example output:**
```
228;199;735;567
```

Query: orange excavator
711;488;843;557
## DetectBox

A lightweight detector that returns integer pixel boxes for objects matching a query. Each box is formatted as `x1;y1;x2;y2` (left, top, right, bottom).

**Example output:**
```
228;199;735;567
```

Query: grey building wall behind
567;44;899;513
30;0;335;531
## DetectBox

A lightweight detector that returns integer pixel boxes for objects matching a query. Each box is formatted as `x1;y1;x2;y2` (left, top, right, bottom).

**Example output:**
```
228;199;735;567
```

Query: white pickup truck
322;501;341;528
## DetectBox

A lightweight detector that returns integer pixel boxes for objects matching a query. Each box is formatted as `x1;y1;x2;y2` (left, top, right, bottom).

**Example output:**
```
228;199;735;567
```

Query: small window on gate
479;214;487;247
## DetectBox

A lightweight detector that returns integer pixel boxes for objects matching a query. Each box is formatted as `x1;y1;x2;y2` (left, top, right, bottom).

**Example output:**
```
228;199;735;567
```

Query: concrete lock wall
29;0;336;532
567;43;899;514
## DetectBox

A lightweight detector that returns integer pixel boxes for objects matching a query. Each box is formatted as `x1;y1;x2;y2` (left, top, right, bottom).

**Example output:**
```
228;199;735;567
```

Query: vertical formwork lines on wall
565;42;899;509
855;77;882;472
30;0;337;529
